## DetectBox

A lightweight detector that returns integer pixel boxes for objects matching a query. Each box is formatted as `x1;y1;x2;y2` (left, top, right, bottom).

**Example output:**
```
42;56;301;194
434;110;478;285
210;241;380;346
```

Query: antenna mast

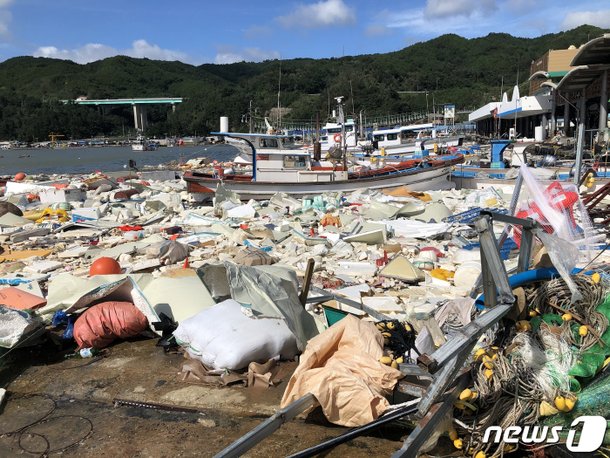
277;61;282;131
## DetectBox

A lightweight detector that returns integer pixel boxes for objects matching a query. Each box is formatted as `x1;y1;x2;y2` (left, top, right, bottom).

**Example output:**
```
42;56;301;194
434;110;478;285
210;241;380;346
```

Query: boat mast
277;62;282;132
335;96;347;170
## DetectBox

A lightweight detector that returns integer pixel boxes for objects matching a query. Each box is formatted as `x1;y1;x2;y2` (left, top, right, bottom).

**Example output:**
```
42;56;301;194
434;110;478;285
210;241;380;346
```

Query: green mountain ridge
0;25;606;141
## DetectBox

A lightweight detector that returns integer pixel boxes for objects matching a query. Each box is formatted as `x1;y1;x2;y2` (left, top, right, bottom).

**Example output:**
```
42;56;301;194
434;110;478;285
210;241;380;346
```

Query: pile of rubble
1;166;610;456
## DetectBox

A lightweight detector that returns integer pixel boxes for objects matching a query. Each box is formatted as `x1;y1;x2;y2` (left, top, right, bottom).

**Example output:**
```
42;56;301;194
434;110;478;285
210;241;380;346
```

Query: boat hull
185;156;463;200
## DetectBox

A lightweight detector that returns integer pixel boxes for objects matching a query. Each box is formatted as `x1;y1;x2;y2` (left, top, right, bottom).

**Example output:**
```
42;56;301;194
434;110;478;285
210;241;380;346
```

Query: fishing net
453;274;610;457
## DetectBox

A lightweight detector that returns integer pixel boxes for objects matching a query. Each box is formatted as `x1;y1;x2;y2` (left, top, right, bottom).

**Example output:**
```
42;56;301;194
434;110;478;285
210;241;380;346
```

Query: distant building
469;36;610;144
529;47;579;95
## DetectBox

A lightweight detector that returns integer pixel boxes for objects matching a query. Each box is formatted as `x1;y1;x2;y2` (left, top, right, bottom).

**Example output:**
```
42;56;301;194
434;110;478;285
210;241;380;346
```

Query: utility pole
277;62;282;130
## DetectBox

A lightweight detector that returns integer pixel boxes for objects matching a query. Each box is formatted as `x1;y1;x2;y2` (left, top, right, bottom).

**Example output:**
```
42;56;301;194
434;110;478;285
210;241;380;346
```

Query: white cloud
562;9;610;30
214;46;280;64
0;0;12;7
424;0;496;19
277;0;356;29
127;39;189;61
33;39;191;64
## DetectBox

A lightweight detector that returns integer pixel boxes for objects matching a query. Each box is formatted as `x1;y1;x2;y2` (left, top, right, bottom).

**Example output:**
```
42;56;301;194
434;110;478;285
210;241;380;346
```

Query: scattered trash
2;164;610;456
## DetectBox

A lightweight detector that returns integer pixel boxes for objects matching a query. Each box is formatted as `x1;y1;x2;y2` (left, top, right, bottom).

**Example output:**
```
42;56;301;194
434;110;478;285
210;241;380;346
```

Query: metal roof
571;34;610;66
555;65;610;92
528;70;550;81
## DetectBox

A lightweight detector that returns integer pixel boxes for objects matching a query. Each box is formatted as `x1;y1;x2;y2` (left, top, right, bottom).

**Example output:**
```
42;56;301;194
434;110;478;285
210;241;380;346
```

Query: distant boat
131;136;158;152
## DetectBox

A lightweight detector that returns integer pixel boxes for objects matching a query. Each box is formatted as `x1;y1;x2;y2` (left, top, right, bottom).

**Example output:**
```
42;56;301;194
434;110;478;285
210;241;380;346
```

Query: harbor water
0;144;240;176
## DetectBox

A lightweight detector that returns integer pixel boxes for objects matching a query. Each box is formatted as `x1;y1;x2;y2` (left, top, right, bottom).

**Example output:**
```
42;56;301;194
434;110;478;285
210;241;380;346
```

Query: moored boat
131;136;158;152
183;133;464;200
369;123;464;155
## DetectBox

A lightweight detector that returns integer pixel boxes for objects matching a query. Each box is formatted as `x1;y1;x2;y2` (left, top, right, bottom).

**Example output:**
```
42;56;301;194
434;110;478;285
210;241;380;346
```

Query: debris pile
1;164;610;456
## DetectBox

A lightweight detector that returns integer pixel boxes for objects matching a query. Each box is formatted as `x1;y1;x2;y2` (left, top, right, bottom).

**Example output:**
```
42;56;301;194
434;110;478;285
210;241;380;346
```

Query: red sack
73;301;148;349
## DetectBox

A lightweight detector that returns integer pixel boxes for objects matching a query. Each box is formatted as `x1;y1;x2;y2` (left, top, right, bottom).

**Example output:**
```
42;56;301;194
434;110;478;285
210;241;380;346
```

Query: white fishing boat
369;124;464;156
320;118;360;152
131;136;158;152
223;132;305;164
183;132;464;200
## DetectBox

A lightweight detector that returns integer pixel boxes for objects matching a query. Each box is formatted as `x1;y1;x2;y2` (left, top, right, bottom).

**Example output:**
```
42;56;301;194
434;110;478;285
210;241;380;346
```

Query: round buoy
14;172;26;181
89;257;122;276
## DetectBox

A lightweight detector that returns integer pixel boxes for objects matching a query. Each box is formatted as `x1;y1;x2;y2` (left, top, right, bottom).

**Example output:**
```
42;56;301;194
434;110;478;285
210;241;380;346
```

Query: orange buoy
89;257;122;276
14;172;26;182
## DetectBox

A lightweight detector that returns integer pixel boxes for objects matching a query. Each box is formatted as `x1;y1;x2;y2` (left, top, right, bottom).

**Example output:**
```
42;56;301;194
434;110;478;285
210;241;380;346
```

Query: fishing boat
131;136;158;152
368;124;464;155
320;117;361;152
183;132;464;200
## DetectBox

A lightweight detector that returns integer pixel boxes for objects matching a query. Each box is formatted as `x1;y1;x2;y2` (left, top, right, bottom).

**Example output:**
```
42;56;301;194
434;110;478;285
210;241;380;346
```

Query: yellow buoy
579;326;588;337
592;272;601;284
453;438;463;450
474;348;486;361
474;451;486;458
539;400;559;416
459;389;473;400
379;356;392;365
564;396;577;411
562;313;573;322
554;396;566;412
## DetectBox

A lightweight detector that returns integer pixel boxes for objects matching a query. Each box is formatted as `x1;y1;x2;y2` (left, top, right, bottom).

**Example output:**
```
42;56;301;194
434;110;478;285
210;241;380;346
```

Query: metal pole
599;69;608;138
299;258;315;306
249;100;253;133
574;93;586;185
214;393;317;458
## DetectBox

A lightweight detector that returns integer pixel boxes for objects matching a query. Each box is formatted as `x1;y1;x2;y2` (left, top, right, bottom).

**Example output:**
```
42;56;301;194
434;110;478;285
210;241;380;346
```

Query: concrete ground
0;337;409;457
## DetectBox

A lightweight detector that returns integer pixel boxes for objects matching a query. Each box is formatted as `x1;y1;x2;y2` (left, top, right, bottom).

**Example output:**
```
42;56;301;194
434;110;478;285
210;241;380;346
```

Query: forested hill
0;25;605;141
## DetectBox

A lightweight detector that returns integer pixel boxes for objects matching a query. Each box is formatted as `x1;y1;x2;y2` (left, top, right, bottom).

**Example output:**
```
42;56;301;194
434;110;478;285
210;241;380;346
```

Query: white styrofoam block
38;188;85;204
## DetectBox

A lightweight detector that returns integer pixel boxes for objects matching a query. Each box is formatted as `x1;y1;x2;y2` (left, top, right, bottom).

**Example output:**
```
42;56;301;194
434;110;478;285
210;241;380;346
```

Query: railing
249;110;432;135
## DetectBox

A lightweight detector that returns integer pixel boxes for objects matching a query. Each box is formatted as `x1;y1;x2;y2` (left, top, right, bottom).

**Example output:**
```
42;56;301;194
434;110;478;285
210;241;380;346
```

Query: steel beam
214;393;317;458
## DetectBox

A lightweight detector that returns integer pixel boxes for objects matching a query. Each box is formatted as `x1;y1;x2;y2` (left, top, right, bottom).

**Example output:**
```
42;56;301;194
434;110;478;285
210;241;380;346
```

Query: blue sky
0;0;609;65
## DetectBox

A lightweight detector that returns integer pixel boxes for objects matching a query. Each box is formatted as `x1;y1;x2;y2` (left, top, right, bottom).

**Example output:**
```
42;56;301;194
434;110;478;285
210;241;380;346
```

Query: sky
0;0;608;65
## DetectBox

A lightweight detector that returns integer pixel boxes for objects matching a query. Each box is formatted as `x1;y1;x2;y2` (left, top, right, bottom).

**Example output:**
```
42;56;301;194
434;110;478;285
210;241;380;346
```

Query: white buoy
220;116;229;133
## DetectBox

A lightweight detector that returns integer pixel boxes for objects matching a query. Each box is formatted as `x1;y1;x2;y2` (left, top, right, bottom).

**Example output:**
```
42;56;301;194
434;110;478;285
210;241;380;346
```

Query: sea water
0;144;240;176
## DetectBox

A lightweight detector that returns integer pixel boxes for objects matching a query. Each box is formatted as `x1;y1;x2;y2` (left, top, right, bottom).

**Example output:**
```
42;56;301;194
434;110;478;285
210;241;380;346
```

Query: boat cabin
372;123;434;149
320;119;358;149
224;133;348;183
251;135;300;150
